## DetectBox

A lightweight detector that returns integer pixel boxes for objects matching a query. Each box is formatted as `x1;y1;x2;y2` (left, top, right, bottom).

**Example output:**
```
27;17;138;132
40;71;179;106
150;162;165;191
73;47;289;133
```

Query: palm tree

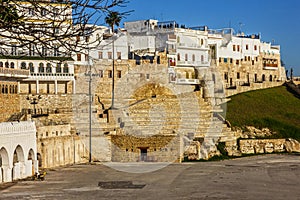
105;11;122;109
105;11;122;33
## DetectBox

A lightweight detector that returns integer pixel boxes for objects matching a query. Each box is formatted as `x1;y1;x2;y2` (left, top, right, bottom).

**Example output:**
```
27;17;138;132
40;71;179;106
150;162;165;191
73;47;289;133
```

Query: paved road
1;154;300;200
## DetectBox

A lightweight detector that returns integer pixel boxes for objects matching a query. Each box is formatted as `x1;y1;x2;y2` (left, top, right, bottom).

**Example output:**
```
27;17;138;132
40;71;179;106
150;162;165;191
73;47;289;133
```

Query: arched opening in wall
38;63;44;73
262;74;265;82
10;62;15;68
28;149;35;175
15;85;18;94
63;63;69;74
46;63;52;73
21;62;26;70
29;63;34;73
37;153;42;167
13;145;25;180
56;63;62;73
5;85;8;94
0;62;3;67
269;75;273;82
5;62;9;68
2;85;4;94
0;147;10;183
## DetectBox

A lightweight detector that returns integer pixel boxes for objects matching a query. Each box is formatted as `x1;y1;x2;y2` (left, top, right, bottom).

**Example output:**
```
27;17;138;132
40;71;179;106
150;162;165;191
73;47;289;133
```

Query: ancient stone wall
37;124;88;168
239;139;287;154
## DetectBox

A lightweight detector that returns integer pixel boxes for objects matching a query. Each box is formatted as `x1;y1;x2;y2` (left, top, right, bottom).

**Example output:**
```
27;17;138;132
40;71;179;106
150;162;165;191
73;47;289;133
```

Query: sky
108;0;300;76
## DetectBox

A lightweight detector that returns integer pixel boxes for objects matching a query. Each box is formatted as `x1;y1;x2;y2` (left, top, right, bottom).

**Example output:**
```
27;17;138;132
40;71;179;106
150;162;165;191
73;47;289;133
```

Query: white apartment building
0;1;76;95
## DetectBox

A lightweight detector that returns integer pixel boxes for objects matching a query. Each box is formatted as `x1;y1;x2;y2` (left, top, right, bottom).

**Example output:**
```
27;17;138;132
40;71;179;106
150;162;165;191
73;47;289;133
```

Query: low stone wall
239;138;300;154
226;81;284;97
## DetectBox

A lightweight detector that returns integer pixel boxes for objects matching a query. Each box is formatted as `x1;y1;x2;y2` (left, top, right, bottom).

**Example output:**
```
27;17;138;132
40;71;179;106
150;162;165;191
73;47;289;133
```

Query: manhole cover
98;181;146;189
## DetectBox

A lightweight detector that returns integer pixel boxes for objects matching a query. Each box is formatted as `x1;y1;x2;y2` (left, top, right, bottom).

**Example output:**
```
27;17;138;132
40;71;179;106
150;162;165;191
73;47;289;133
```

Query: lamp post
26;95;41;116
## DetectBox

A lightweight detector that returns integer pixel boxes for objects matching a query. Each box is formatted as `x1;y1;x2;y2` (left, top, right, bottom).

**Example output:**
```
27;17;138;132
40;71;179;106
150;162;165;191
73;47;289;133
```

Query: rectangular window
85;54;89;61
98;51;103;59
230;58;233;63
185;54;188;61
77;54;81;61
252;60;255;65
237;72;240;79
237;45;240;52
236;60;240;65
99;70;103;78
224;72;228;80
233;45;236;51
108;70;112;78
117;70;121;78
108;52;112;59
85;36;90;43
246;44;249;50
117;52;121;59
219;57;222;63
254;45;257;51
224;58;228;63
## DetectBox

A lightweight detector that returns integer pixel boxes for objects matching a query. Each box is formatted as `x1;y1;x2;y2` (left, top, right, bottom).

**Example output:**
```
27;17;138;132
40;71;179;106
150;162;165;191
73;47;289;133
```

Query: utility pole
88;46;92;163
111;36;115;109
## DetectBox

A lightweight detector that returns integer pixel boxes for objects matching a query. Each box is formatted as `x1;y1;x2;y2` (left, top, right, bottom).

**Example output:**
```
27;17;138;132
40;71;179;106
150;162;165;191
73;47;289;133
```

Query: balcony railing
28;73;74;80
177;60;210;67
0;67;30;78
171;78;200;85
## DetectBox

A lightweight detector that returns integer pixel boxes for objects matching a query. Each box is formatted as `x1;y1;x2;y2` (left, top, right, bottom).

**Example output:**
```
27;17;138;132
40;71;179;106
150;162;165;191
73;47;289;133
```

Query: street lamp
26;95;41;116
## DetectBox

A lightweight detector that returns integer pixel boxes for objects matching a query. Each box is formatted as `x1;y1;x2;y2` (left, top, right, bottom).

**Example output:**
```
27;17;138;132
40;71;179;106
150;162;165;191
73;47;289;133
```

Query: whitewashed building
0;121;38;183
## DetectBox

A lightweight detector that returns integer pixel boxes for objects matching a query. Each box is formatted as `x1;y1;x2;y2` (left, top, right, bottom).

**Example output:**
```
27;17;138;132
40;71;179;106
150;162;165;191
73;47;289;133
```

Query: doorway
140;148;148;162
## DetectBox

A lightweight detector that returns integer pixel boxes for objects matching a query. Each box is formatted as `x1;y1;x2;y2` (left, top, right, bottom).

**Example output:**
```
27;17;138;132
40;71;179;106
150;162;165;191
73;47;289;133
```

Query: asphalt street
1;154;300;200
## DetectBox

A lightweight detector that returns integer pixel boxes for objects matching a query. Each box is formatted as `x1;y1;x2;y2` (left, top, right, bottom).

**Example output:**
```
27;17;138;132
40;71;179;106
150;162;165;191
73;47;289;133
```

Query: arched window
46;63;52;73
262;74;265;82
21;62;26;69
5;85;8;93
0;62;3;67
201;39;204;46
5;62;9;68
269;75;273;82
10;62;15;68
63;63;69;73
56;63;62;73
2;85;4;93
177;53;180;61
15;85;18;94
192;54;195;62
38;63;44;73
29;63;34;73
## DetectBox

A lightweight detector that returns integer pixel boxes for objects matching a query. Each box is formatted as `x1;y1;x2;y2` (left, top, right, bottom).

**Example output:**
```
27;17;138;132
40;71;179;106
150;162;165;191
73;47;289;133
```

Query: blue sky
109;0;300;75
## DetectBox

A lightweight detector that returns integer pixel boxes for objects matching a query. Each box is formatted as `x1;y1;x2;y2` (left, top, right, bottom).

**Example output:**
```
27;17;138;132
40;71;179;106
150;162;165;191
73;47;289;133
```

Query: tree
105;11;122;33
0;0;130;58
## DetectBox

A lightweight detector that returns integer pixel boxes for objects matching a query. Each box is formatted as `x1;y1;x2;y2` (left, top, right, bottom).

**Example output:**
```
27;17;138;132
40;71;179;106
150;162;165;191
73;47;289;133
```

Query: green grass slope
225;86;300;140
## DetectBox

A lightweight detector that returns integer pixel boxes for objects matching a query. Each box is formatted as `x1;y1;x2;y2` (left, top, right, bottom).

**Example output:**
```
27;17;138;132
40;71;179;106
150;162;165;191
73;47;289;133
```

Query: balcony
263;63;278;70
177;43;209;50
171;78;200;85
0;68;30;79
27;73;74;81
177;60;210;67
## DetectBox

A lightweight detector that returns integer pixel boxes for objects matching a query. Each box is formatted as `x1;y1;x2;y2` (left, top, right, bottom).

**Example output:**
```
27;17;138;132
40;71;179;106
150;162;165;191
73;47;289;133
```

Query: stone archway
26;149;37;176
0;147;10;183
12;145;25;180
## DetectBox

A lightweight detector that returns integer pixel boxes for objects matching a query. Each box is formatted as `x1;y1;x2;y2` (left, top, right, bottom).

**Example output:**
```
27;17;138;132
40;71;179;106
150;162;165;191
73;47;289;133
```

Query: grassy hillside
224;85;300;140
